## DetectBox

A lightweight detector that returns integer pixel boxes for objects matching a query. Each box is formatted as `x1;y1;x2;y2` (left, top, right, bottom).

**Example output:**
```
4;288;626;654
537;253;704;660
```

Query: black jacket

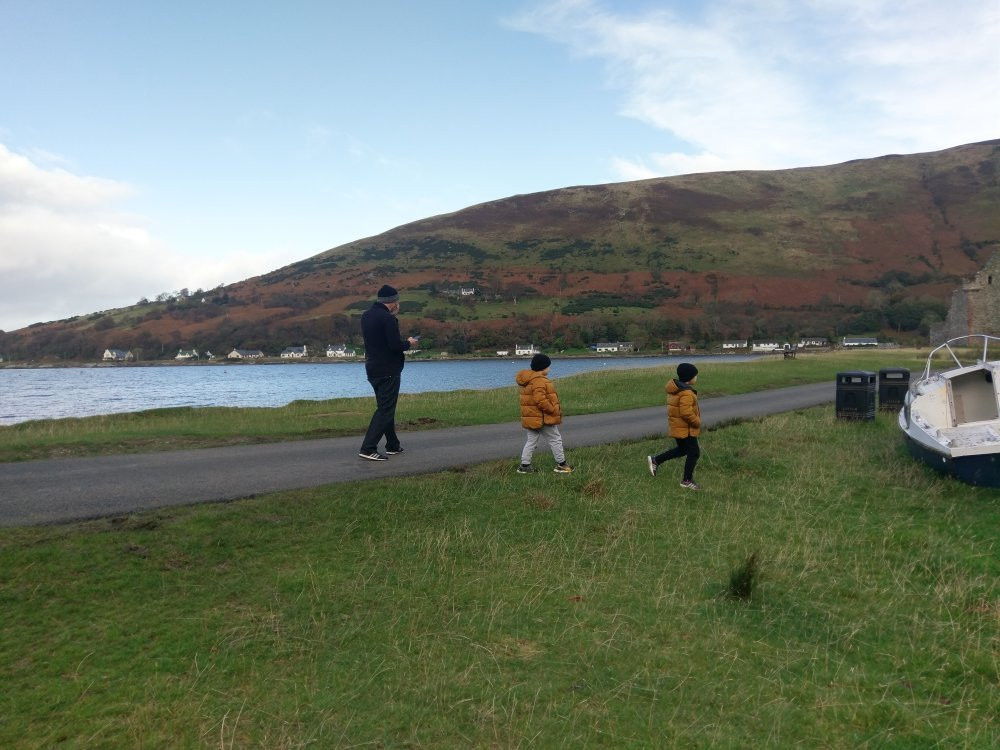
360;302;410;378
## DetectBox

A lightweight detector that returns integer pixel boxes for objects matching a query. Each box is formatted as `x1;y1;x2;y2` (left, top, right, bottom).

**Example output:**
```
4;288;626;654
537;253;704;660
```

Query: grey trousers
520;425;565;465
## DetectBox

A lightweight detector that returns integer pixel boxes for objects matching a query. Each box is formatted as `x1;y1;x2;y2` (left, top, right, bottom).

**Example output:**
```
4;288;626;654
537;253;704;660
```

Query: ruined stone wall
931;252;1000;344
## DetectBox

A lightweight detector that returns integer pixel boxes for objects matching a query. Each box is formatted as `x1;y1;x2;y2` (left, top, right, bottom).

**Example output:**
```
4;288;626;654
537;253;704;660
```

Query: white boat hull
899;335;1000;487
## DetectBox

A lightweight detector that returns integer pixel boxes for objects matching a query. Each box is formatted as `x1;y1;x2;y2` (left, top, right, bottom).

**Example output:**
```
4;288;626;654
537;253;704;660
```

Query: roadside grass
0;350;926;462
1;408;996;747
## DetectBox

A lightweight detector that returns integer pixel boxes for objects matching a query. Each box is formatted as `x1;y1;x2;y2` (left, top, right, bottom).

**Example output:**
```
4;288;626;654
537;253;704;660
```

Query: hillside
3;139;999;361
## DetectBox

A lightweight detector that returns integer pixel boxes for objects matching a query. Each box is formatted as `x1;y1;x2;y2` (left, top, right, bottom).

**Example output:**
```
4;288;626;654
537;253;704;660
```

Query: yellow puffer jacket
516;369;562;429
666;378;701;437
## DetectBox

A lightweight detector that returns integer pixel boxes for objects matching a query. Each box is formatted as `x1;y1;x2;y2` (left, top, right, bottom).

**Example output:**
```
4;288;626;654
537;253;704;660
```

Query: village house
751;341;783;352
797;336;829;348
722;340;748;350
280;345;308;358
102;348;134;361
592;341;636;353
228;348;265;359
495;349;510;356
175;349;199;360
842;337;878;347
515;344;540;356
326;344;357;358
442;286;477;298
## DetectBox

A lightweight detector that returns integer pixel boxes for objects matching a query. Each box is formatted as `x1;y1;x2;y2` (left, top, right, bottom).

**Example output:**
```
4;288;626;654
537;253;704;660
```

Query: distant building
842;337;878;347
280;345;308;358
326;344;357;358
228;348;265;359
930;251;1000;343
592;341;636;353
722;340;748;350
515;344;540;356
442;286;477;298
103;348;133;361
797;337;829;348
175;349;199;360
496;349;510;356
751;341;781;352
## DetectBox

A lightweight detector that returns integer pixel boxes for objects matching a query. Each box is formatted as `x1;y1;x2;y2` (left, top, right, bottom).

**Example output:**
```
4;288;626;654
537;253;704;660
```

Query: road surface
0;382;833;526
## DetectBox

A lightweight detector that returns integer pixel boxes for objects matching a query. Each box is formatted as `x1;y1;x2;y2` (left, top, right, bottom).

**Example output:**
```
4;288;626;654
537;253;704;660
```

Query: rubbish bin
878;368;910;411
836;371;876;420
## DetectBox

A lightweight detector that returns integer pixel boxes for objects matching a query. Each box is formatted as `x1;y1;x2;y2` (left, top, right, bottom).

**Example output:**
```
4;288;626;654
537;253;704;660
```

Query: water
0;355;752;425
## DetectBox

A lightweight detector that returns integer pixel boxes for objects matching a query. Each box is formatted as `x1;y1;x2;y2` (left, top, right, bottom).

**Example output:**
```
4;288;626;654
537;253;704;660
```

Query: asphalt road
0;382;834;526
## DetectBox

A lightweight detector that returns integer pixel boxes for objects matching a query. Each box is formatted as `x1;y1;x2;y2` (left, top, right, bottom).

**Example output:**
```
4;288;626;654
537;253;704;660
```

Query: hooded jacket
666;378;701;438
516;369;562;429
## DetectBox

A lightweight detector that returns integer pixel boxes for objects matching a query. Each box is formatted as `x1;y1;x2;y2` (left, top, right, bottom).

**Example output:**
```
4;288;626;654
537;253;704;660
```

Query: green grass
1;408;996;747
0;350;927;462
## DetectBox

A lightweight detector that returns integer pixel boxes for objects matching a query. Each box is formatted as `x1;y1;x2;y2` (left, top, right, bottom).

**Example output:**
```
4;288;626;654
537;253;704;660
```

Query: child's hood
516;369;547;387
667;378;696;395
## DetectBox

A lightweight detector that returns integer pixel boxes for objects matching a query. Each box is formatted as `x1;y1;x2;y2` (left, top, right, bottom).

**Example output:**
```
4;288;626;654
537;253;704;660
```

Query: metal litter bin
836;371;876;420
878;368;910;411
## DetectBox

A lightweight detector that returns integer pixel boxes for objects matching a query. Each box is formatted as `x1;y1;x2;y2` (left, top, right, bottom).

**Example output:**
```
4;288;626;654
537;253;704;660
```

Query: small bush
727;551;760;601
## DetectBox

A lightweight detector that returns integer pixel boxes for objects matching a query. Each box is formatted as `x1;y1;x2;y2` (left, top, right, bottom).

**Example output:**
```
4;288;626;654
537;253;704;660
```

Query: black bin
878;368;910;411
836;371;876;420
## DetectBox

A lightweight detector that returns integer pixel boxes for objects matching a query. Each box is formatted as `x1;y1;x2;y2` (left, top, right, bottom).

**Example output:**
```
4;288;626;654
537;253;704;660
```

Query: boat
899;334;1000;487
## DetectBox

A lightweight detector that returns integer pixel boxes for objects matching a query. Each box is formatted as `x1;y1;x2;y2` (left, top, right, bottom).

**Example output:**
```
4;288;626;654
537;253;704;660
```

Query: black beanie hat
376;284;399;303
677;362;698;382
530;353;551;371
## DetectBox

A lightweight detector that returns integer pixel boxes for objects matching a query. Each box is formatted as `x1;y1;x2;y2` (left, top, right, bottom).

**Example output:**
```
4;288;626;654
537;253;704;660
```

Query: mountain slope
3;139;999;360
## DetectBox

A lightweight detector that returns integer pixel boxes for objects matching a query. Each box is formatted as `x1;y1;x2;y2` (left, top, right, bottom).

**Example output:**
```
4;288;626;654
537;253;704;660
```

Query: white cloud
511;0;1000;178
0;144;280;332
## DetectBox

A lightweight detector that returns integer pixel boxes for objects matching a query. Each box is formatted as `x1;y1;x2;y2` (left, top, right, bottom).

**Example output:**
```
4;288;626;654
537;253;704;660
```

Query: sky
1;0;998;333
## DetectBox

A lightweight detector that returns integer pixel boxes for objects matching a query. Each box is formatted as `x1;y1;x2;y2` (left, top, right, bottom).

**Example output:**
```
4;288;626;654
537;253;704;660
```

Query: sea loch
0;356;753;425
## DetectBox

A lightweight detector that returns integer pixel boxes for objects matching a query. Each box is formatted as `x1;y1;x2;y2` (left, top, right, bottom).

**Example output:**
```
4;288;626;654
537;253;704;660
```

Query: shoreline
0;350;771;370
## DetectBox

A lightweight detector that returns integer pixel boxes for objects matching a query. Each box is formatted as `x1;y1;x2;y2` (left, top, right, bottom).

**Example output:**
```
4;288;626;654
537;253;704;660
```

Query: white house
843;337;878;347
102;348;133;361
515;344;540;356
326;344;357;358
280;345;308;358
175;348;199;360
460;287;476;296
722;340;748;350
593;341;636;353
228;348;265;359
797;337;829;348
751;341;781;352
496;349;510;356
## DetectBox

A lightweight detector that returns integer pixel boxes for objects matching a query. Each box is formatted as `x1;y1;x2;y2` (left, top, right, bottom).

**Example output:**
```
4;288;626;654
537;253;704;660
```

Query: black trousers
654;436;700;481
360;375;401;454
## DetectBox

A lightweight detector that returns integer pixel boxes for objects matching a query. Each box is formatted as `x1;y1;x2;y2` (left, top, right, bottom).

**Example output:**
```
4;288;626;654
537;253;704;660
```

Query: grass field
0;352;997;747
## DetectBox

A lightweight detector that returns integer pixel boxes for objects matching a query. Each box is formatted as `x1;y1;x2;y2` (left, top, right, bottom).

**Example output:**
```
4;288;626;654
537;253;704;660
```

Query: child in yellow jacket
515;353;574;474
647;362;702;489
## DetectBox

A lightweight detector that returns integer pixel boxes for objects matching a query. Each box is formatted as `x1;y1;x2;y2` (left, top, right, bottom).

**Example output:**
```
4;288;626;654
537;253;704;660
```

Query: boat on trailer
899;334;1000;487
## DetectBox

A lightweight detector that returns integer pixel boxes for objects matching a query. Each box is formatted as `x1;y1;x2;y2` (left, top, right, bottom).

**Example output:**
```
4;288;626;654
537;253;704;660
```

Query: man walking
358;284;419;461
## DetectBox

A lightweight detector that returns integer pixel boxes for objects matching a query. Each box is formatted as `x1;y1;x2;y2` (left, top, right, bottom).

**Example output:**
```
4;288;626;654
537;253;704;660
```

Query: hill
3;139;999;361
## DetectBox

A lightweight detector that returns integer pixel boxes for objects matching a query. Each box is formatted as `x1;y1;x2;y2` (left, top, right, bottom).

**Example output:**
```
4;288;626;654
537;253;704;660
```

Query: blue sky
1;0;998;332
